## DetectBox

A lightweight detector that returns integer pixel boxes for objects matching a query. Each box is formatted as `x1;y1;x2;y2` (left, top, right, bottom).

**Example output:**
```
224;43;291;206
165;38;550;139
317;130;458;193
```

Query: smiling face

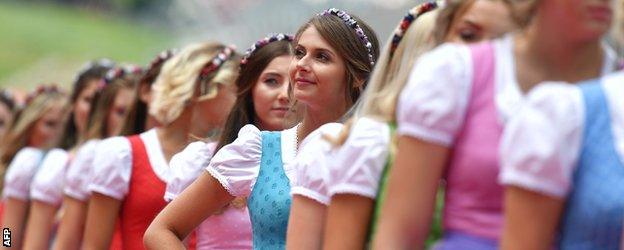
290;26;349;112
252;55;292;131
446;0;517;43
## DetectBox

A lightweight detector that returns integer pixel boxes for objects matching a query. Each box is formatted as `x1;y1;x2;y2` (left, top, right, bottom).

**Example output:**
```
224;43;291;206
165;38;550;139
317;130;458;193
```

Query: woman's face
540;0;613;42
0;103;13;140
192;82;238;136
29;104;66;148
290;26;348;112
253;55;292;131
73;80;99;135
446;0;517;43
106;87;134;137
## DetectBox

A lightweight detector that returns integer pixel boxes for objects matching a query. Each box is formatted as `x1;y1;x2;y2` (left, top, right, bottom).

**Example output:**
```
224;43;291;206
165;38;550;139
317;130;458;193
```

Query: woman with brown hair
49;65;140;250
0;89;16;142
143;8;380;250
154;34;295;249
21;60;115;249
83;42;241;249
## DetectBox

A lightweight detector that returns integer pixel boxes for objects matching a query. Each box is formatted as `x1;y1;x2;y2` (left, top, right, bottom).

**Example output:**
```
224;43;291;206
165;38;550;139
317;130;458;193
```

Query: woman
83;42;241;249
144;8;380;250
373;0;617;248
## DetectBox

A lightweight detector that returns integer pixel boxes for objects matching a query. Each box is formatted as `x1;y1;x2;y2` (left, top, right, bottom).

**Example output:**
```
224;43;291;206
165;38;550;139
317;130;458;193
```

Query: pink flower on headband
319;8;375;66
241;34;293;65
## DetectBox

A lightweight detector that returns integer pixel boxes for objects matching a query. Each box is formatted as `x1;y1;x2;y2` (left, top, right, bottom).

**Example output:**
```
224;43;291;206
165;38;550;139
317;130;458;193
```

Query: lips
271;107;290;111
587;5;612;22
271;107;290;117
295;77;315;87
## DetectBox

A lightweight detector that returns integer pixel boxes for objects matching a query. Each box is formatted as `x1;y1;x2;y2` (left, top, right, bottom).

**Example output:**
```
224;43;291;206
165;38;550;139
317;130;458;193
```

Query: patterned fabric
558;81;624;249
247;131;292;250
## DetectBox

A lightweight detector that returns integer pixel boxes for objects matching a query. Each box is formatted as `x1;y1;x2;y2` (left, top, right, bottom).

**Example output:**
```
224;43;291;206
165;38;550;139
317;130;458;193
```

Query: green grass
0;1;171;90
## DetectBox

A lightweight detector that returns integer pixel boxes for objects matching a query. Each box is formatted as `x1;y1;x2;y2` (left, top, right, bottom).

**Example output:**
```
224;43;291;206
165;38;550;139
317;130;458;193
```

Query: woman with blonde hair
82;42;241;249
373;0;618;248
1;85;69;249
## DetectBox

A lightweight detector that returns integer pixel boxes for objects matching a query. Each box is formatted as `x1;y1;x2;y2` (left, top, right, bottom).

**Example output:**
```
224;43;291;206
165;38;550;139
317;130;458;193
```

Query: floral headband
391;1;439;55
148;49;177;71
99;65;144;90
319;8;375;66
78;58;115;75
25;84;64;105
241;33;293;65
197;46;237;100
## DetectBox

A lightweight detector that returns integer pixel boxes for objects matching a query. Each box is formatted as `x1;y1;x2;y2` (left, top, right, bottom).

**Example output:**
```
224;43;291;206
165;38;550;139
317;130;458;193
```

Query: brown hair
85;69;139;140
119;52;173;136
294;11;381;108
59;62;112;149
215;40;293;152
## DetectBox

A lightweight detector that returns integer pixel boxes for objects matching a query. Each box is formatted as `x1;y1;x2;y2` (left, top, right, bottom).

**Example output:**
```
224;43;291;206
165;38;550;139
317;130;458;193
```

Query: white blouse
206;124;298;197
500;72;624;198
30;148;70;205
88;129;169;200
397;34;618;147
164;141;216;201
290;123;344;205
2;147;45;201
63;140;99;201
327;117;391;199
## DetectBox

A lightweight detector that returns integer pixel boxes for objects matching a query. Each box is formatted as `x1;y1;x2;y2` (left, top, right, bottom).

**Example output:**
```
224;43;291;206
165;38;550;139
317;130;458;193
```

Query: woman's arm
52;196;88;250
500;186;564;250
286;196;328;250
1;198;29;250
23;201;58;249
82;193;122;250
143;172;234;250
372;136;449;249
323;194;374;250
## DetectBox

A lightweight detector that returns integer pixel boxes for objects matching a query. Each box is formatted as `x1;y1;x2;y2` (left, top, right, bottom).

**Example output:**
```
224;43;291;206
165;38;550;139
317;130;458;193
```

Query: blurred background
0;0;431;94
1;0;623;96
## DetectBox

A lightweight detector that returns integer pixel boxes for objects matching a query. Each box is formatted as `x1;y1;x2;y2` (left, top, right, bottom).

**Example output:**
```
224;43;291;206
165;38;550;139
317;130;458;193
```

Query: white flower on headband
319;8;375;66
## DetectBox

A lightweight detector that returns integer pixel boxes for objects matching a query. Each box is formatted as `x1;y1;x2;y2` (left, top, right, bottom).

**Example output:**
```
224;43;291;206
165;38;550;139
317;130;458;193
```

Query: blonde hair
0;91;68;175
149;42;240;125
330;7;440;145
611;0;624;55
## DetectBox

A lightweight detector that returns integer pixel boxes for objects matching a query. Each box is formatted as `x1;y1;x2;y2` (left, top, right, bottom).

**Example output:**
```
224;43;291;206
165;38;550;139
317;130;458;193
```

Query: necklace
294;123;301;156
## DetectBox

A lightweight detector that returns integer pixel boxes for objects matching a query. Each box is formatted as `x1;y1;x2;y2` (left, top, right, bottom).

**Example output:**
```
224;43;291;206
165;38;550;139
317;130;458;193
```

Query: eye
459;28;480;42
115;107;126;116
45;120;57;128
264;78;279;87
294;47;306;59
316;52;330;63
